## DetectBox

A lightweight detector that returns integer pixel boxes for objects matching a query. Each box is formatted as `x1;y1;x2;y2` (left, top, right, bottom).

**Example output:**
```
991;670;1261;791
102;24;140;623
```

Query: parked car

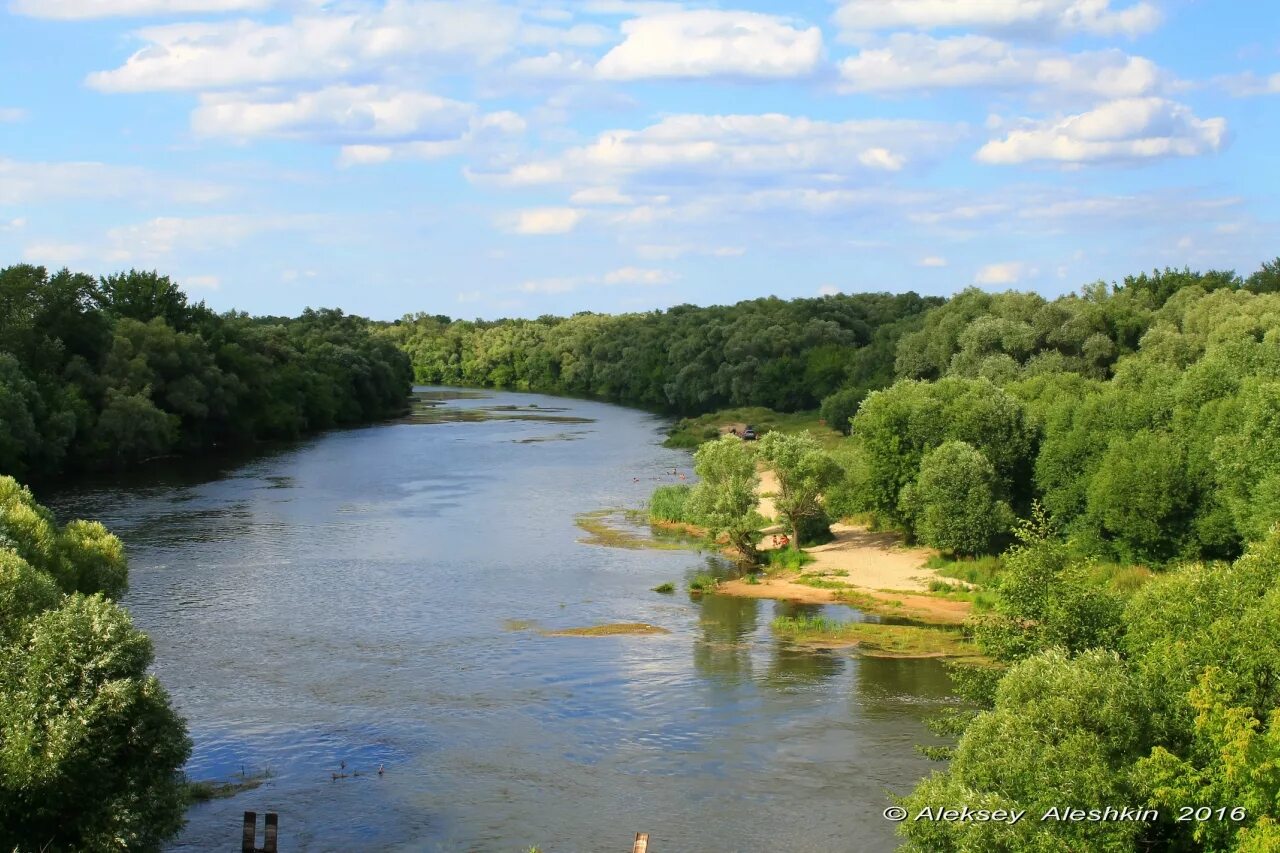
741;425;757;441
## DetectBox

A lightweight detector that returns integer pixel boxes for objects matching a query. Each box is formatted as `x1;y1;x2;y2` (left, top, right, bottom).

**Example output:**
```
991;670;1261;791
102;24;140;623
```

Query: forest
0;264;413;481
398;258;1280;852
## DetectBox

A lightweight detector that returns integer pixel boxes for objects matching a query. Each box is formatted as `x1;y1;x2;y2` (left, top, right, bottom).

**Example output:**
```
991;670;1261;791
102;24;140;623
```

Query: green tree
684;435;764;562
756;431;841;550
0;476;190;852
904;441;1013;555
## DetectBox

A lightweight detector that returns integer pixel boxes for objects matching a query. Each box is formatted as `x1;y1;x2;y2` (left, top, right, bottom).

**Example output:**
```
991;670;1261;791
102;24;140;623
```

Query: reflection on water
43;388;955;853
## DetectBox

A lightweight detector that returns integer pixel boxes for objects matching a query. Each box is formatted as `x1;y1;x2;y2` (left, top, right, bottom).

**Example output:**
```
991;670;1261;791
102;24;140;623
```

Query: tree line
0;264;413;481
385;291;940;413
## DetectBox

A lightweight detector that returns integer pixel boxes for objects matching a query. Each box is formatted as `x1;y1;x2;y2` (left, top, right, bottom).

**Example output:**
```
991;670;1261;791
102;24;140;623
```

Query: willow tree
756;431;841;551
685;435;765;563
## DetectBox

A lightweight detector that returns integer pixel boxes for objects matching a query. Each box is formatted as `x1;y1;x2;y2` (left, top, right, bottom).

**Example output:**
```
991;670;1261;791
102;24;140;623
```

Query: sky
0;0;1276;320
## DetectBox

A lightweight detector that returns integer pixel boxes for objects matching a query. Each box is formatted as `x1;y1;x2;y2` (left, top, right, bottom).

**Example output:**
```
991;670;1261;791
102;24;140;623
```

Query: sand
717;469;971;624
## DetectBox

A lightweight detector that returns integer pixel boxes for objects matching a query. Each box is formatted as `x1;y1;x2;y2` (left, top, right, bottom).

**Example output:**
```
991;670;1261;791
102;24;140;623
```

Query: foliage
903;441;1013;555
648;484;692;524
0;476;190;852
684;435;764;562
757;431;841;550
0;264;413;480
818;385;867;435
389;292;940;414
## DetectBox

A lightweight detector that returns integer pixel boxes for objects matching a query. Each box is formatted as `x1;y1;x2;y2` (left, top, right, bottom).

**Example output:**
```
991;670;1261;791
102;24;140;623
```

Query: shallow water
43;389;955;853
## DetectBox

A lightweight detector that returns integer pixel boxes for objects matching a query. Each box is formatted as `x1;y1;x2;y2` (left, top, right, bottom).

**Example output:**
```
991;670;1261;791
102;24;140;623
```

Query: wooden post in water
632;832;650;853
242;811;278;853
242;812;257;853
263;813;278;853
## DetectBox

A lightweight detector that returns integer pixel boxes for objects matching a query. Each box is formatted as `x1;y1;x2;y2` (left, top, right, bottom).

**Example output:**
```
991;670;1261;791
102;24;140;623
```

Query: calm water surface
44;389;955;853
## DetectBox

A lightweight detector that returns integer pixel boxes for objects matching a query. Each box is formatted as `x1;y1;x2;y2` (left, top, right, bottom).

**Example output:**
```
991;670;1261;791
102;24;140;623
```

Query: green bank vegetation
0;478;190;852
0;264;412;479
398;259;1280;851
770;615;978;660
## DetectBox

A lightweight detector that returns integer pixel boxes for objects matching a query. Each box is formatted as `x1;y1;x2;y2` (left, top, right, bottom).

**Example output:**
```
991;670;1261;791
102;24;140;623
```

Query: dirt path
717;469;970;624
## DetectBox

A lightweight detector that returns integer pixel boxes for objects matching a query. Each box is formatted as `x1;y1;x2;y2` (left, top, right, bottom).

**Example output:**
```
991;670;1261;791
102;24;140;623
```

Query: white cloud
839;34;1162;98
1218;71;1280;97
183;274;221;290
975;261;1025;284
570;186;635;205
917;255;948;267
976;98;1227;165
21;242;89;266
520;276;584;293
482;113;961;190
834;0;1160;39
87;4;525;92
602;266;678;284
596;10;822;80
634;243;744;259
818;284;840;296
507;207;584;235
335;111;525;165
0;218;26;232
10;0;271;18
102;214;311;262
0;107;28;123
192;86;476;142
0;158;226;205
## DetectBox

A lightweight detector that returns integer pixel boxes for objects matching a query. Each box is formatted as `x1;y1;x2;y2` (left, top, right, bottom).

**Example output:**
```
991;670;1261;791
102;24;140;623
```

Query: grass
652;582;676;594
771;615;981;660
649;484;693;523
926;553;1003;588
664;407;844;450
688;573;720;594
542;623;671;637
183;768;273;804
1087;562;1157;594
764;546;814;572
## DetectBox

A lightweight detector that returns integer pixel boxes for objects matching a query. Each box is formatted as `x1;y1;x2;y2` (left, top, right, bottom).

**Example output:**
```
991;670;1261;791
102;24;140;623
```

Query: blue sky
0;0;1276;320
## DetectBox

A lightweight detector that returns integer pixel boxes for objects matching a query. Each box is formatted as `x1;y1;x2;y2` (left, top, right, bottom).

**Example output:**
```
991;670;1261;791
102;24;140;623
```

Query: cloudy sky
0;0;1276;319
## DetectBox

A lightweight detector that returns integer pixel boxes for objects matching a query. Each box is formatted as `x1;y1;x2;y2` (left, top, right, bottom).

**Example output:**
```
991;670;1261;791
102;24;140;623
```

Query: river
43;388;955;853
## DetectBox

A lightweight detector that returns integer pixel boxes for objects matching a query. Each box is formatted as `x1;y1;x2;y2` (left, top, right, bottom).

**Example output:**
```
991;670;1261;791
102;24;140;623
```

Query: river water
44;389;955;853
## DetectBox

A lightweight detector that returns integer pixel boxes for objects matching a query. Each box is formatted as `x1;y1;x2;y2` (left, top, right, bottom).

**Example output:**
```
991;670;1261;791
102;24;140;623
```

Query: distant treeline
385;292;942;413
0;265;412;480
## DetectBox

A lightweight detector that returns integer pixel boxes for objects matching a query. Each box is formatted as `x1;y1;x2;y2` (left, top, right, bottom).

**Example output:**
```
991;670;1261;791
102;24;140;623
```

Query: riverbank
714;470;973;625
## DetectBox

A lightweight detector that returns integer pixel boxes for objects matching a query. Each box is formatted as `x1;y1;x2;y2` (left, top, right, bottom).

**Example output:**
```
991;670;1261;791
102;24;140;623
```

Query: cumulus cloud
506;207;584;235
834;0;1160;39
480;113;961;191
192;86;476;142
839;34;1162;98
975;261;1026;284
977;98;1227;165
10;0;271;18
87;4;537;92
102;214;312;262
917;255;948;266
334;111;525;164
595;10;822;80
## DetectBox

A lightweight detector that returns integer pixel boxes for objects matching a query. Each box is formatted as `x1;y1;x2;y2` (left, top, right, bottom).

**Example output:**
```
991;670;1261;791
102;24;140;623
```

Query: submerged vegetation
542;623;671;637
770;615;978;660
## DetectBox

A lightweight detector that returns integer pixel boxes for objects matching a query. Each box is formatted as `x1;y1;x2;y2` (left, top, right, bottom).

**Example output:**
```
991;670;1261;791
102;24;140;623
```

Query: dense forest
386;291;940;413
0;264;413;481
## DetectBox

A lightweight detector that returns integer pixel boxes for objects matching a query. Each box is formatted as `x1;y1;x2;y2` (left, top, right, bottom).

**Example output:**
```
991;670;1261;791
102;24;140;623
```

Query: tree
818;386;866;435
0;476;191;852
904;441;1013;555
685;435;764;562
756;431;841;550
1085;431;1192;563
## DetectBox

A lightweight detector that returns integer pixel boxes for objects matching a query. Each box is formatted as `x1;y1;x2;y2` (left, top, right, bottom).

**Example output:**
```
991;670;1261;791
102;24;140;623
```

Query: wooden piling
633;832;650;853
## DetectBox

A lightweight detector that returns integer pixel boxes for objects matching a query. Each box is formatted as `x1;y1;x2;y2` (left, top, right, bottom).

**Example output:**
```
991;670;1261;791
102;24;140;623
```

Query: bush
649;484;693;524
819;386;868;435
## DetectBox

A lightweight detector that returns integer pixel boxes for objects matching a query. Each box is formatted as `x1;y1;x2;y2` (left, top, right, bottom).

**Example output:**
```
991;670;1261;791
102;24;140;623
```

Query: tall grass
649;484;693;523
